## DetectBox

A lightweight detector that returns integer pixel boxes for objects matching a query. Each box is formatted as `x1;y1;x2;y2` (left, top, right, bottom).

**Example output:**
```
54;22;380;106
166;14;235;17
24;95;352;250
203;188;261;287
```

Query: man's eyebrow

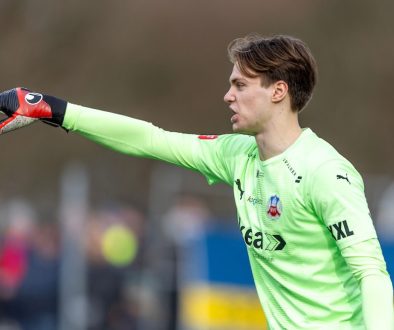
229;77;246;84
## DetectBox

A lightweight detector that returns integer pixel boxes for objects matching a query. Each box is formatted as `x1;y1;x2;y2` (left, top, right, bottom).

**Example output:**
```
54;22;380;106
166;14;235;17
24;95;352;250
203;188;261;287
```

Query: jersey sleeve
341;239;394;329
63;103;240;185
309;158;377;249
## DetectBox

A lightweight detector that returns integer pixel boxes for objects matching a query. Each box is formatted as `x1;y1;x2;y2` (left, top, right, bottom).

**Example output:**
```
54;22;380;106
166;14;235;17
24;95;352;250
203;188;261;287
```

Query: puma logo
235;179;245;200
336;174;350;184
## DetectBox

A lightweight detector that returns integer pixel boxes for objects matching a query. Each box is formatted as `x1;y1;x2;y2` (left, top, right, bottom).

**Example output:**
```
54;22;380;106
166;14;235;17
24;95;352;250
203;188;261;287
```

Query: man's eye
236;83;245;88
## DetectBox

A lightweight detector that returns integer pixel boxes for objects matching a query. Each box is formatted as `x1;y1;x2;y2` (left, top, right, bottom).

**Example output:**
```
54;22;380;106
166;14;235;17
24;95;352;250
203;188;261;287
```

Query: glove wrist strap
43;95;67;126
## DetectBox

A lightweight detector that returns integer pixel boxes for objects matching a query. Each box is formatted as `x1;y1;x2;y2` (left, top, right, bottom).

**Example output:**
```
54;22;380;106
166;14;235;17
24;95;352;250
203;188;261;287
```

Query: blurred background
0;0;394;329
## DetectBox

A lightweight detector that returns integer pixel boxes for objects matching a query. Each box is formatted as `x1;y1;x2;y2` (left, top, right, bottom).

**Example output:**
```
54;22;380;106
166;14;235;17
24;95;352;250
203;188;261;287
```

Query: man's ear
271;81;288;103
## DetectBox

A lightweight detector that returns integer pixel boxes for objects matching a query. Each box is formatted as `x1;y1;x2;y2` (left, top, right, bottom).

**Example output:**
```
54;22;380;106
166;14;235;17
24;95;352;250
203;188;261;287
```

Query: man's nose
224;89;235;103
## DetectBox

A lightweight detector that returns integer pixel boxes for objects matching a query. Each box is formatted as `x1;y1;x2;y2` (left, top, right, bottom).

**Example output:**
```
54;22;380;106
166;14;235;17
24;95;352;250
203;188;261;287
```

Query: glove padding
0;87;67;134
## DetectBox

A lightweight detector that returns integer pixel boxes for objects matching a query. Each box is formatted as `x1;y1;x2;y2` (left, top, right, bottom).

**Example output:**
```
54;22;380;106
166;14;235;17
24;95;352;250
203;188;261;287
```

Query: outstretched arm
63;103;216;169
0;87;237;185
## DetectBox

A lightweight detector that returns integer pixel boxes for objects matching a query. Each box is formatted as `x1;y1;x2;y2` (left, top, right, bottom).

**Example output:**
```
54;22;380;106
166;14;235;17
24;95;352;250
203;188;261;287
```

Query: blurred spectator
163;195;211;246
0;199;59;330
376;182;394;283
0;199;149;330
160;195;211;330
85;204;145;330
0;200;35;300
376;181;394;242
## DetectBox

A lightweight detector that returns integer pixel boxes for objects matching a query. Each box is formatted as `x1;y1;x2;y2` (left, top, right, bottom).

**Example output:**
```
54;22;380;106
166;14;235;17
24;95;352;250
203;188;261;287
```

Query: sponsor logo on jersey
336;173;350;184
235;179;245;200
266;195;282;219
247;152;256;159
295;176;302;183
247;196;264;206
239;224;286;251
25;92;43;105
198;134;218;140
327;220;354;241
283;158;302;183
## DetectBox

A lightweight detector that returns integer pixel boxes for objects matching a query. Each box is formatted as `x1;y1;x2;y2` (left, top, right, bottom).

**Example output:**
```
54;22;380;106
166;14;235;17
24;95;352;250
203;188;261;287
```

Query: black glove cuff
43;95;67;126
0;89;19;114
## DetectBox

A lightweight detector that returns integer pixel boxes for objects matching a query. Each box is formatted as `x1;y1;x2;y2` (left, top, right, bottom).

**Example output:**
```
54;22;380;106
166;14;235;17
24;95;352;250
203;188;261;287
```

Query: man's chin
232;125;254;136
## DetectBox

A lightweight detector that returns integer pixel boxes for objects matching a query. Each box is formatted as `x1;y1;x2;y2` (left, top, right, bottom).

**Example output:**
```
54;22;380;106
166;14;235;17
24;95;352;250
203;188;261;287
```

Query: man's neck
255;119;302;161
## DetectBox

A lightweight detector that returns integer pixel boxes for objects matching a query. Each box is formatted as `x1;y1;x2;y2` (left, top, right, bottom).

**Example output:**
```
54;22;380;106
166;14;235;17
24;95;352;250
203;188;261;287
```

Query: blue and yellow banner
178;225;267;329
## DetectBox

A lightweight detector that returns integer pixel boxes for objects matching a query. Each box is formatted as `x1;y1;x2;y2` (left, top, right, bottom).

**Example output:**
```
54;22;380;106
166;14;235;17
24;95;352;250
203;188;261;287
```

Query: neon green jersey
64;104;378;329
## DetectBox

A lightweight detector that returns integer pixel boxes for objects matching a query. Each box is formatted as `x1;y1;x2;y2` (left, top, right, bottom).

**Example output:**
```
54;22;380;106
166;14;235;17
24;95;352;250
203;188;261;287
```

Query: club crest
266;195;282;220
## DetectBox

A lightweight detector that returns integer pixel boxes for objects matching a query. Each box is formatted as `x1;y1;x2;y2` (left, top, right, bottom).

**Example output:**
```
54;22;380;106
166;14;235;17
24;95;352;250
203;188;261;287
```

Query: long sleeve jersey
62;104;393;330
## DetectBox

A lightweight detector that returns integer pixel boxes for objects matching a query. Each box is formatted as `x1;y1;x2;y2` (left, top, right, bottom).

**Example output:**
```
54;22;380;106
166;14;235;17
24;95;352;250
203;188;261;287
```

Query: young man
0;35;393;329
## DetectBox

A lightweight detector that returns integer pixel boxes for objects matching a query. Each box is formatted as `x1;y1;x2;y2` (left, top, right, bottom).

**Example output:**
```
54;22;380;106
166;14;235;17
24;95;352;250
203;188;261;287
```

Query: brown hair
228;34;317;112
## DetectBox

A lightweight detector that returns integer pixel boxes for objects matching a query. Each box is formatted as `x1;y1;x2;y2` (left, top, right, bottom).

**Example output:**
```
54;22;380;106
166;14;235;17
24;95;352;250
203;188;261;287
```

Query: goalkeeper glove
0;87;67;134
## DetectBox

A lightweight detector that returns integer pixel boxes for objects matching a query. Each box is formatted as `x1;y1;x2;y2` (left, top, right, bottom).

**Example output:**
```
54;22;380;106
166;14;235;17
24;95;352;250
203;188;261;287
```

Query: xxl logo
240;225;286;251
327;220;354;241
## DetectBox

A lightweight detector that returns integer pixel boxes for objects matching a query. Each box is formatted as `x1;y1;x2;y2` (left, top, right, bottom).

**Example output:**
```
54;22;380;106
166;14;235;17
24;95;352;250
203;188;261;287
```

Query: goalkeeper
0;35;393;329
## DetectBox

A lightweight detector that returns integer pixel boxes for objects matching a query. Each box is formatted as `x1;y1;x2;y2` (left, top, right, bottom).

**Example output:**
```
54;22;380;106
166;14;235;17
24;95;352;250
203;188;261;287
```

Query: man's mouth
231;113;239;124
230;109;238;124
